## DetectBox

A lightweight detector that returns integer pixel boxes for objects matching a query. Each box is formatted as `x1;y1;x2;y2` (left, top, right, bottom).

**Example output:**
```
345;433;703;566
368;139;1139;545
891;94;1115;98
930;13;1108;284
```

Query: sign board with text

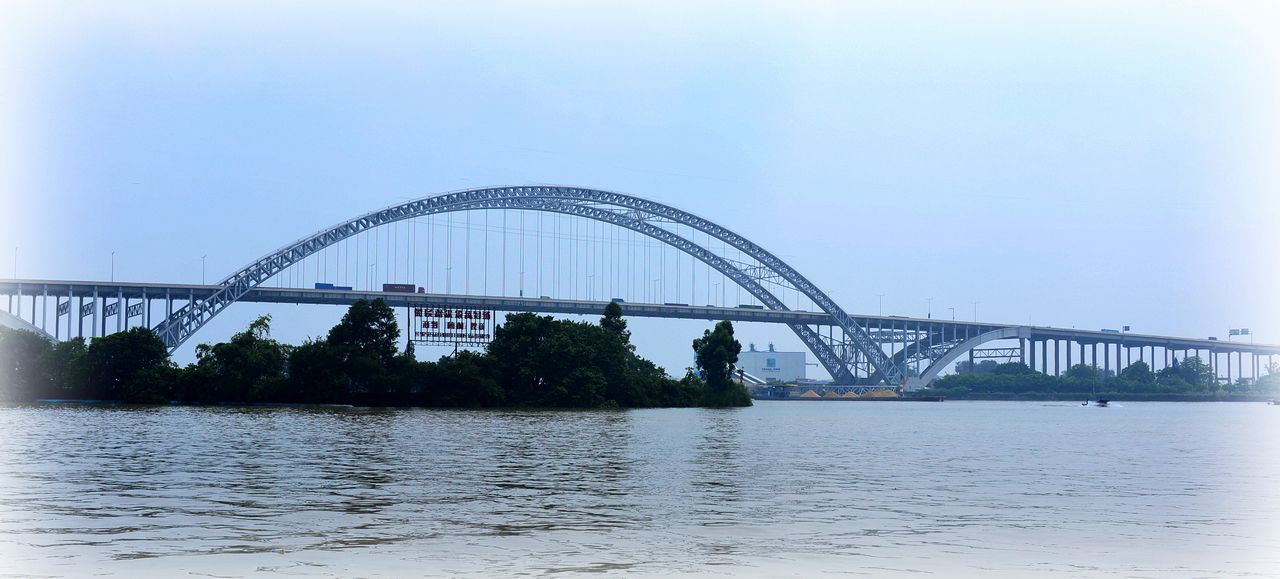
410;307;494;345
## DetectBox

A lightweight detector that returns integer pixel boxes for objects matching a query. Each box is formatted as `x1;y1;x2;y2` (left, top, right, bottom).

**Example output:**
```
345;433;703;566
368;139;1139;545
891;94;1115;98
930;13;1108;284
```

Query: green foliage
1065;364;1101;380
2;300;743;409
692;320;751;407
928;356;1275;401
86;327;170;401
192;315;290;403
0;328;55;402
601;301;631;346
1119;360;1154;383
993;362;1035;375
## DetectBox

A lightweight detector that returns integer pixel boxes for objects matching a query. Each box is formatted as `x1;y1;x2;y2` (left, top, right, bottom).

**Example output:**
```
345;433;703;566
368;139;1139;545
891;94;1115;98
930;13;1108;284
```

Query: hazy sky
2;1;1277;376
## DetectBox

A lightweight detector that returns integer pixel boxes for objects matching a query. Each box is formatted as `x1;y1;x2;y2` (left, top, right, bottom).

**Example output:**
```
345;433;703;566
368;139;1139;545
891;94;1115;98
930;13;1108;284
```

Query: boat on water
1082;399;1109;407
1268;400;1279;406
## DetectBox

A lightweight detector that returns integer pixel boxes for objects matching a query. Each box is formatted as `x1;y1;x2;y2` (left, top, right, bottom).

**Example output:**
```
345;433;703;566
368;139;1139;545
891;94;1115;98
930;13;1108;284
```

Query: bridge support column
1104;343;1110;375
1054;339;1060;375
1029;338;1036;372
92;287;99;339
42;287;48;336
116;288;123;333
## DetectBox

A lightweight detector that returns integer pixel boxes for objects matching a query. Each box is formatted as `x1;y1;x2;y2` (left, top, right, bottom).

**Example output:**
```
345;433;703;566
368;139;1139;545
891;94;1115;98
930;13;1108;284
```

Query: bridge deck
2;279;1277;355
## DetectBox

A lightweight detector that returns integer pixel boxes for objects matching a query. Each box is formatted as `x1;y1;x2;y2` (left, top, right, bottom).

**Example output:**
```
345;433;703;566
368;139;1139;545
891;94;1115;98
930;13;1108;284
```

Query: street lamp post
927;297;933;319
972;301;979;322
110;251;115;282
202;255;207;285
948;307;955;321
877;294;885;316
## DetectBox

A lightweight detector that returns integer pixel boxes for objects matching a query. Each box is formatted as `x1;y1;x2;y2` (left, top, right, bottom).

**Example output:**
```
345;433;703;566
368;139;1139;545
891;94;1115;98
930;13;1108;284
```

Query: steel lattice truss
153;186;906;384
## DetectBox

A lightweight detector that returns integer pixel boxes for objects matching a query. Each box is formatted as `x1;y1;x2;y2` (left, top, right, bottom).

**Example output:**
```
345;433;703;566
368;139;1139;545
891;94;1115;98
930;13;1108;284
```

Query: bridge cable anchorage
151;186;905;384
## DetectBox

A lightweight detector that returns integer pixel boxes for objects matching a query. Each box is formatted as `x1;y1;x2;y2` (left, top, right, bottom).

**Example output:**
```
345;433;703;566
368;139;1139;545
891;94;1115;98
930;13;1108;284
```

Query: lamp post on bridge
202;255;207;285
927;297;933;319
877;294;884;316
948;307;955;321
110;251;115;282
972;301;978;322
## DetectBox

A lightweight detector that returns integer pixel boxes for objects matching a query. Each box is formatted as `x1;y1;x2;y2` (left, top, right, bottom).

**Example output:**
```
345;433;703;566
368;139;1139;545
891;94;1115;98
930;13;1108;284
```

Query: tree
286;339;346;403
86;327;169;400
191;315;290;402
993;362;1035;375
1118;361;1154;383
600;301;631;346
0;328;54;402
693;320;750;407
35;337;90;399
327;299;400;401
1175;356;1215;387
328;299;400;365
1065;364;1102;381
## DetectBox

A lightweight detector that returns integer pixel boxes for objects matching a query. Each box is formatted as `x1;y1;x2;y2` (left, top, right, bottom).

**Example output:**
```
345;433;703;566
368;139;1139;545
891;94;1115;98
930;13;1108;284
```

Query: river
1;401;1277;577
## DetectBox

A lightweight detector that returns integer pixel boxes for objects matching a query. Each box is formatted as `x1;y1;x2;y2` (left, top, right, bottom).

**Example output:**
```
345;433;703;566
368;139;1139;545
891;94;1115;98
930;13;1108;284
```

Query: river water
0;401;1277;578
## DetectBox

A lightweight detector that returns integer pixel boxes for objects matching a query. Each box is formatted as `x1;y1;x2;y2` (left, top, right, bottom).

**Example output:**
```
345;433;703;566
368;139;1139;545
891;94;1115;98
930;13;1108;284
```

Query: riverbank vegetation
0;300;751;408
925;358;1279;401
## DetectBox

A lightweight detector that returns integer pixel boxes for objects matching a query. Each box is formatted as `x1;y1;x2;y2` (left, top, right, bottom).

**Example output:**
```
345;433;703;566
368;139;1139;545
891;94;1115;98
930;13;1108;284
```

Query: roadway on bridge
3;279;1276;356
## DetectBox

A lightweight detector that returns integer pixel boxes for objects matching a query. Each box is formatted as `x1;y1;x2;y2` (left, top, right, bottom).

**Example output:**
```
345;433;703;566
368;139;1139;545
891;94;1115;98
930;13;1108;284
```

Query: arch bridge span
153;186;903;384
3;186;1277;387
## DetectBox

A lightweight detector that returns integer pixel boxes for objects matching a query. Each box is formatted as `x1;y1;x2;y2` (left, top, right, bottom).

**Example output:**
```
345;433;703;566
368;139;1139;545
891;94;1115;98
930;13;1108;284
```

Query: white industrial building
738;343;806;382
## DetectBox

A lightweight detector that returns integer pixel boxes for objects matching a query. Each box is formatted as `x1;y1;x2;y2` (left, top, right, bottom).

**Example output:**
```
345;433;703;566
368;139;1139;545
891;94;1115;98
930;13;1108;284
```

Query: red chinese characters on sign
410;307;494;345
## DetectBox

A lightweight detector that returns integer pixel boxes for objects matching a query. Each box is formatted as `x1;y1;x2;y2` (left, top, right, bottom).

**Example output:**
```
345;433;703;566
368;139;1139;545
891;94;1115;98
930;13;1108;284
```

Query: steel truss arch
154;186;905;383
907;327;1031;389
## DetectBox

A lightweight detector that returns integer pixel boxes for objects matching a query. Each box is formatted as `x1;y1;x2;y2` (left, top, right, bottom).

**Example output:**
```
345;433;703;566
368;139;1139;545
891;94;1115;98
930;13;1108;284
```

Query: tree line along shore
0;300;751;409
923;358;1279;401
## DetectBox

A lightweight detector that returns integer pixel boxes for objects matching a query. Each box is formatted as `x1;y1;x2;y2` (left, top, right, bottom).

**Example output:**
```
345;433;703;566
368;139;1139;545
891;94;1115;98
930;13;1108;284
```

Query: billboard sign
411;307;494;345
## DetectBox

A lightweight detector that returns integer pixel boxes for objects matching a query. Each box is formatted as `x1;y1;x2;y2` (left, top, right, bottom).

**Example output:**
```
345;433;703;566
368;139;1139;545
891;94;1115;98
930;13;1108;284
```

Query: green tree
1175;356;1215;387
1119;360;1154;383
286;339;346;403
993;362;1035;375
692;320;750;407
600;301;631;346
328;299;400;365
0;328;54;402
43;337;90;398
86;327;169;400
192;315;290;402
1064;363;1101;380
327;299;400;401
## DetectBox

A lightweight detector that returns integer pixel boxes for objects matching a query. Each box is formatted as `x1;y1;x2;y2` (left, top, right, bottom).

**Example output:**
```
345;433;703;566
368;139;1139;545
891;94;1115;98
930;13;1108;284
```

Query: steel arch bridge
153;185;906;384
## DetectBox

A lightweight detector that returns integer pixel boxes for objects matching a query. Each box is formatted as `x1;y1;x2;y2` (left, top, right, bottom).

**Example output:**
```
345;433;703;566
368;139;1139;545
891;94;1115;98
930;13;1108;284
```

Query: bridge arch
906;326;1030;390
154;186;905;383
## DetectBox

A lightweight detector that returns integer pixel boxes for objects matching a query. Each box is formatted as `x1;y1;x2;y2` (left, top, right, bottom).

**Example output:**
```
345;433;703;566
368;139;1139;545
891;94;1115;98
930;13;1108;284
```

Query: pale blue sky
2;1;1277;376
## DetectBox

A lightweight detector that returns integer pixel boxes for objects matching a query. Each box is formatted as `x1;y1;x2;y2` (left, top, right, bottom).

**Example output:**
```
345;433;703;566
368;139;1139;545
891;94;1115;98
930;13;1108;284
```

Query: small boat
1268;400;1279;406
1094;399;1110;407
